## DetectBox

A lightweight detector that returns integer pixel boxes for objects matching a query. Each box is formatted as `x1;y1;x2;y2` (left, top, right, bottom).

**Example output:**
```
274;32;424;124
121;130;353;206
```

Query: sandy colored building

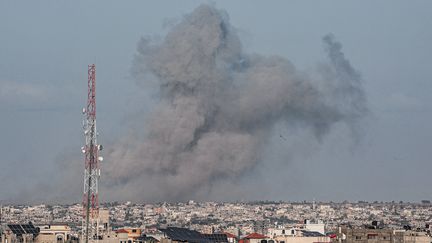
36;224;75;243
239;233;270;243
273;236;331;243
337;227;431;243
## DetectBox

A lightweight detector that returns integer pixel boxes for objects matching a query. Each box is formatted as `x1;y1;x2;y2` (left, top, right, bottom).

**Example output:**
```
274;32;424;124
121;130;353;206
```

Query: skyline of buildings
2;200;432;243
2;201;432;231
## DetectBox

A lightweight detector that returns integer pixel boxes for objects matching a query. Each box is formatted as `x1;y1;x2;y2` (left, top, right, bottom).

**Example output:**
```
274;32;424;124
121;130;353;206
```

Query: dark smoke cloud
103;4;367;202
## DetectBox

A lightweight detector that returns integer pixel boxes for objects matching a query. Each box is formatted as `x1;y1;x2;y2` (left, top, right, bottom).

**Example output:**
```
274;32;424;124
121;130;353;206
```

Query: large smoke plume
103;4;367;202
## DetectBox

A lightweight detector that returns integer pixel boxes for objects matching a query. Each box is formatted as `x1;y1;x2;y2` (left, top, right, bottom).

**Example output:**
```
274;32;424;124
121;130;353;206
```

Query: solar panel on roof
160;227;214;242
21;224;39;234
7;224;39;235
16;225;25;234
8;225;25;235
301;230;324;237
203;233;229;242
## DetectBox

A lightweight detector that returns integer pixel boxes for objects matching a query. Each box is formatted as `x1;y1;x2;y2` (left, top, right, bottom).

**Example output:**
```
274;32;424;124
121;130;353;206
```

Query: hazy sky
0;1;431;203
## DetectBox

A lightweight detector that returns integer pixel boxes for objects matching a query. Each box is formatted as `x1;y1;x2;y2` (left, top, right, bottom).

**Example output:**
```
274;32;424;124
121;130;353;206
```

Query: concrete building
223;232;238;243
239;233;270;243
303;220;325;235
158;227;228;243
337;227;431;243
114;228;142;243
36;224;75;243
268;220;326;239
273;235;331;243
270;230;330;243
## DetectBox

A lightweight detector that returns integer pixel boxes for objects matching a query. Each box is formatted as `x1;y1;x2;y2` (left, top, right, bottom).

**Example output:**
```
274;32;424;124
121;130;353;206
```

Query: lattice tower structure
82;64;102;243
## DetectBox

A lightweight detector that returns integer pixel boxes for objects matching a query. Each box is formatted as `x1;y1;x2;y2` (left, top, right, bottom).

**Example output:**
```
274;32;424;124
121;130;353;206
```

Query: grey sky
0;1;431;203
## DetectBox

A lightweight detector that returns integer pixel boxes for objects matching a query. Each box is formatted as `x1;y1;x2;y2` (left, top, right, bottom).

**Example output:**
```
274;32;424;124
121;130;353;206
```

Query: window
291;229;295;235
282;230;285;234
132;229;137;233
57;236;63;243
355;236;361;240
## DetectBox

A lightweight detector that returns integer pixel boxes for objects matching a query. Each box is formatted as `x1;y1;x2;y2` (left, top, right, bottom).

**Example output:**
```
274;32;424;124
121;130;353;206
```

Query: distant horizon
1;199;431;206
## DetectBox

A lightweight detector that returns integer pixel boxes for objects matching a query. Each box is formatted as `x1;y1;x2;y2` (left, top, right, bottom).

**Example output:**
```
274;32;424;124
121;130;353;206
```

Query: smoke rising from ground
103;4;367;202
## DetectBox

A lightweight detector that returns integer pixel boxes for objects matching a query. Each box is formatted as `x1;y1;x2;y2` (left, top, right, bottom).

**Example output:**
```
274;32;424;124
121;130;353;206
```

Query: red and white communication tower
82;64;103;243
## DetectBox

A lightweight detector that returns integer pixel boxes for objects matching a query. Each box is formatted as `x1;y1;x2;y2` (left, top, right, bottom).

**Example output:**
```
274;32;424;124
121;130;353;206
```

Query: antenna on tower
82;64;103;243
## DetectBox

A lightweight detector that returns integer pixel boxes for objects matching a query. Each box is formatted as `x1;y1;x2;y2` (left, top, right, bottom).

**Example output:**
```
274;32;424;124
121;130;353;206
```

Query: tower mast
82;64;102;243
